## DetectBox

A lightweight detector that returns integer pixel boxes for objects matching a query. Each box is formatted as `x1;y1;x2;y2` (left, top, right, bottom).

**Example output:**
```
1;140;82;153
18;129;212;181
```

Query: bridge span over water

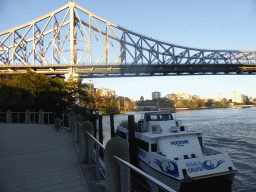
1;2;256;79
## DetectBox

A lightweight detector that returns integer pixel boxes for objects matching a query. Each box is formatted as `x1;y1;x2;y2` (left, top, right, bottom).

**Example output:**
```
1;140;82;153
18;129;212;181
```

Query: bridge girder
0;2;256;77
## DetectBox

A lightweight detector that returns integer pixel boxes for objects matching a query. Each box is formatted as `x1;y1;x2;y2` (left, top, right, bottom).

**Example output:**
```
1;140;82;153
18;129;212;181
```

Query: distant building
140;96;144;101
152;91;161;100
192;95;201;100
166;93;176;100
176;92;192;100
215;92;223;102
96;88;116;97
203;97;212;102
231;92;246;103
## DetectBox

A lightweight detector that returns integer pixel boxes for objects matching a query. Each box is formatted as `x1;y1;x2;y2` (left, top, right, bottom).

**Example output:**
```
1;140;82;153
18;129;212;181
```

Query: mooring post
128;115;137;167
93;111;97;139
110;112;115;138
81;121;94;164
75;114;83;143
105;137;130;192
98;111;103;158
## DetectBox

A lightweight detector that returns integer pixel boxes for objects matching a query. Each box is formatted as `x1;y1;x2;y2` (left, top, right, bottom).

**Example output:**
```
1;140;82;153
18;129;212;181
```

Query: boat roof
141;130;203;139
124;110;176;115
145;110;176;115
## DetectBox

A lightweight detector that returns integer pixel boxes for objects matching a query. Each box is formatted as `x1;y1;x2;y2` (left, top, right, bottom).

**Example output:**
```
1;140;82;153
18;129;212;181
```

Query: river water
101;108;256;192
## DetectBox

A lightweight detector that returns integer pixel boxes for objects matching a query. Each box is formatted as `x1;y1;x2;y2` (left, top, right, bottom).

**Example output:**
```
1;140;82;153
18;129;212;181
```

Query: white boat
116;111;237;192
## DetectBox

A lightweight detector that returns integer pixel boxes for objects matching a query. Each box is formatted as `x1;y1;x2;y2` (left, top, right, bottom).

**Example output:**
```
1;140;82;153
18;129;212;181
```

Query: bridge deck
0;123;102;192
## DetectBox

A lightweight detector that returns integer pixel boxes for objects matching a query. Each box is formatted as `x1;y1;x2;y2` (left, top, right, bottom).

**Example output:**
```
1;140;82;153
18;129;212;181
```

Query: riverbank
120;107;229;113
116;105;256;114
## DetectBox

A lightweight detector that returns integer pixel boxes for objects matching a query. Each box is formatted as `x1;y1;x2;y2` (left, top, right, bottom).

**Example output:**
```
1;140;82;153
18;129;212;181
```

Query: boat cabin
116;111;204;161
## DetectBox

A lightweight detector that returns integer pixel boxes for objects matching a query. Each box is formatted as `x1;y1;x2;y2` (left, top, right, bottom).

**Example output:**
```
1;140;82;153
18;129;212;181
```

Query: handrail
86;130;105;150
113;155;176;192
77;120;105;179
77;121;105;149
0;111;54;124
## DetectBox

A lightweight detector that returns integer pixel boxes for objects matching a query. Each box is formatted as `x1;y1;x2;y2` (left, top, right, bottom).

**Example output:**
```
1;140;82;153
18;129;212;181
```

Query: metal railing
76;120;176;192
0;110;54;124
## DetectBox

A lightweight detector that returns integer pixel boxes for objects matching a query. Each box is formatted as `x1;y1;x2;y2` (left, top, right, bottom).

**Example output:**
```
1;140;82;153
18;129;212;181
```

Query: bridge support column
64;68;79;81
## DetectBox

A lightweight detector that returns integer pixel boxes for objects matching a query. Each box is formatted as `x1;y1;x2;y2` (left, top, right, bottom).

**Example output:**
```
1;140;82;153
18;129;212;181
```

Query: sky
1;0;256;100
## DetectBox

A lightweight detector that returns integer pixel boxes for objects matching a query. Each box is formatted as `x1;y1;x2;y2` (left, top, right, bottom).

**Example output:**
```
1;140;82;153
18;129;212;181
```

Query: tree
214;101;223;107
0;69;81;112
205;99;214;107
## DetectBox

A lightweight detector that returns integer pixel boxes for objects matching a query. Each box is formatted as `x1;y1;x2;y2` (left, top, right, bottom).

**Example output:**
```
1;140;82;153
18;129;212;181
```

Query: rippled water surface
101;108;256;192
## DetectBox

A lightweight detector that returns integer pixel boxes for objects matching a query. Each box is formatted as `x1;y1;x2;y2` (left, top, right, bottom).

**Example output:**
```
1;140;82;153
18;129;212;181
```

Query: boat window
147;114;173;121
116;130;126;140
151;144;157;152
135;138;149;152
159;114;173;120
151;115;158;120
197;136;203;149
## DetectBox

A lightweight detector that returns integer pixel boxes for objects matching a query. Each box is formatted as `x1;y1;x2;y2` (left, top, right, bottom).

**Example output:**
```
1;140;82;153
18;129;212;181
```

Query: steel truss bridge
1;2;256;79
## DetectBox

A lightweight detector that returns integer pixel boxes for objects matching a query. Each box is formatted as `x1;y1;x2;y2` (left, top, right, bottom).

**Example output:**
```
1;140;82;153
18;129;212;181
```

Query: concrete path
0;123;94;192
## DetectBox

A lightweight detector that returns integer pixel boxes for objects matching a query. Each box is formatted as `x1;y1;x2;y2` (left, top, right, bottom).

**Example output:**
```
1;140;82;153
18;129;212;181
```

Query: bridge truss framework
1;2;256;78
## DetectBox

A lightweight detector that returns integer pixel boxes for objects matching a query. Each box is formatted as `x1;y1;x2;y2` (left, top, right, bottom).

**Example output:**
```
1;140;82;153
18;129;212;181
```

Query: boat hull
138;158;235;192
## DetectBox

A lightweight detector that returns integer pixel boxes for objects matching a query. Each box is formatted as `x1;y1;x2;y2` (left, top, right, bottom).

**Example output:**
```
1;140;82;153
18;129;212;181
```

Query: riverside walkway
0;123;105;192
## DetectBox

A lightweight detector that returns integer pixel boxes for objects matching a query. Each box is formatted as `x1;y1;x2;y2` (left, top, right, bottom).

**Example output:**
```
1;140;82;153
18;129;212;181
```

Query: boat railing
135;122;146;132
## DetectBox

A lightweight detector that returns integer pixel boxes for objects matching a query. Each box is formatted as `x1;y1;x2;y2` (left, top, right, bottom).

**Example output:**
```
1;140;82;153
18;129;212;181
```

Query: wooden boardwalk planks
0;123;92;192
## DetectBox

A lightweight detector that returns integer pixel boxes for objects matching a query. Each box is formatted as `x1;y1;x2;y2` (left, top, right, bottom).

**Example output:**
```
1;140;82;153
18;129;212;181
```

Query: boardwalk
0;123;104;192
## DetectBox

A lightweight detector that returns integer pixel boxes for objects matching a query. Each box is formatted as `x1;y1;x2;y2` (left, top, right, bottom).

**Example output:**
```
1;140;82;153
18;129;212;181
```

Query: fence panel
0;112;6;123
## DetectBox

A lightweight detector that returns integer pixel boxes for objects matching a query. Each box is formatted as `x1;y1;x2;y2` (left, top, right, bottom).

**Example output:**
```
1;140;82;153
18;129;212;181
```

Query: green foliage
214;101;223;107
0;69;88;112
205;99;214;107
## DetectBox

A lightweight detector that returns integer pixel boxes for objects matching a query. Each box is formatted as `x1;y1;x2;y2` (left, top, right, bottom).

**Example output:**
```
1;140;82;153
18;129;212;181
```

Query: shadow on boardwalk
0;123;105;192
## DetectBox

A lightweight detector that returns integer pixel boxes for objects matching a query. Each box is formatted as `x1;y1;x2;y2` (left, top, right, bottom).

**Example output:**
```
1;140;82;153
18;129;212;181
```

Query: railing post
39;109;44;124
128;115;137;167
92;111;97;138
105;137;130;192
69;111;75;132
119;163;129;192
62;114;65;127
6;110;11;123
48;113;49;124
18;113;19;123
6;111;8;123
87;134;92;163
110;112;115;138
98;112;103;144
96;143;100;180
81;121;94;164
75;114;83;142
98;112;103;158
25;110;30;124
